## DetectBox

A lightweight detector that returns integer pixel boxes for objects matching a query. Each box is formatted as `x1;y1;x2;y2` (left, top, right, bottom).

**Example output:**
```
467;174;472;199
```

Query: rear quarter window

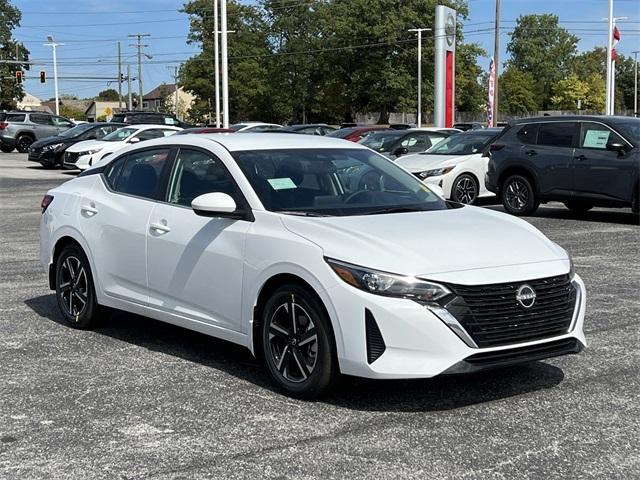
516;124;538;144
6;114;26;122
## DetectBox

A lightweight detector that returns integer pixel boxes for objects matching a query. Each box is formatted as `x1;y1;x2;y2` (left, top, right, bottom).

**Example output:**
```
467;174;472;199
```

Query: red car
327;126;391;142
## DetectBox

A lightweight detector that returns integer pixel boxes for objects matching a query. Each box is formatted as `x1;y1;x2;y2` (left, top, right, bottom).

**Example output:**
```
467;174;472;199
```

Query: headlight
416;166;455;179
79;148;102;156
43;143;64;151
326;258;451;302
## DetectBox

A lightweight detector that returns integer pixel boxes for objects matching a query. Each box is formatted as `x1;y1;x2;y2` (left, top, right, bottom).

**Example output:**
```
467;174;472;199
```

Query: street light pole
220;0;229;128
44;36;63;116
127;64;133;110
408;28;431;128
605;0;614;115
117;41;122;111
129;33;150;110
214;0;221;127
492;0;501;127
633;50;639;116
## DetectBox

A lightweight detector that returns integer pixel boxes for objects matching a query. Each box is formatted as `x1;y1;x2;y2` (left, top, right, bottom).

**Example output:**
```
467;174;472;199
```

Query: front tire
55;244;102;329
501;174;539;216
261;284;337;398
15;134;34;153
0;144;14;153
451;173;479;205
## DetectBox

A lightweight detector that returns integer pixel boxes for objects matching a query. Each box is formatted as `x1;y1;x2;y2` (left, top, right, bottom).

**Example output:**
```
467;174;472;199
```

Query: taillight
0;121;8;130
41;195;54;213
489;143;505;151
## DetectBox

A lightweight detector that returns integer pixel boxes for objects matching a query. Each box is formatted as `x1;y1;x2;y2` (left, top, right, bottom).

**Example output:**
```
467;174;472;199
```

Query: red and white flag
487;58;495;126
612;25;620;61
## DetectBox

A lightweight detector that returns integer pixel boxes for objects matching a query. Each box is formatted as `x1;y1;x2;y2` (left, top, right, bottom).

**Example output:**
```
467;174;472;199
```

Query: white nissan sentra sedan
40;133;587;397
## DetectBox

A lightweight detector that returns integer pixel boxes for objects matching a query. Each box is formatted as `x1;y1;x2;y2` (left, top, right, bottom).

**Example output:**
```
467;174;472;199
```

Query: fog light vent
365;309;386;364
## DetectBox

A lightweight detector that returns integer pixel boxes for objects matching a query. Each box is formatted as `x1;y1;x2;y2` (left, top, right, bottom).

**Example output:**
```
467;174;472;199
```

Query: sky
11;0;640;102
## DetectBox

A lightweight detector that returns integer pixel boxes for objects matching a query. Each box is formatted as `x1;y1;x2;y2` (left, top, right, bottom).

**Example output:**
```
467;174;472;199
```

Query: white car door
146;147;251;333
80;147;172;305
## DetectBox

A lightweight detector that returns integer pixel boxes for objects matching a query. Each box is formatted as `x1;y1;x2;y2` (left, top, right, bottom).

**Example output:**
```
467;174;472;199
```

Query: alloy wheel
454;176;478;204
505;179;529;211
58;255;89;319
267;295;318;383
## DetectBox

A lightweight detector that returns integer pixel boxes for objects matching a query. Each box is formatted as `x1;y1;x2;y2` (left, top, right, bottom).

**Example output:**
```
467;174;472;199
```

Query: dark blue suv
486;116;639;215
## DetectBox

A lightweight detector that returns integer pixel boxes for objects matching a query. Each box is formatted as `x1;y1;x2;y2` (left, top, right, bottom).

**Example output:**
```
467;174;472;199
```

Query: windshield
229;123;248;131
232;148;453;216
58;123;95;138
327;128;356;139
425;133;494;155
617;120;640;144
102;127;137;142
359;132;404;153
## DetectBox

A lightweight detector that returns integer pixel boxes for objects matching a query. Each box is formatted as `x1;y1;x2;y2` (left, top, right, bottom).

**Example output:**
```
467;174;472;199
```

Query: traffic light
15;71;23;84
23;53;30;71
120;73;125;82
40;71;46;83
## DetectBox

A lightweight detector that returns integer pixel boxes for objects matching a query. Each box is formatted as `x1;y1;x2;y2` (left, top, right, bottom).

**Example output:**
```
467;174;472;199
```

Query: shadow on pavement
484;204;639;226
26;293;566;412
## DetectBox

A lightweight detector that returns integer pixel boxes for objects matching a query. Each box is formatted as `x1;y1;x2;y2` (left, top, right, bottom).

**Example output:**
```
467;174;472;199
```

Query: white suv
40;133;586;397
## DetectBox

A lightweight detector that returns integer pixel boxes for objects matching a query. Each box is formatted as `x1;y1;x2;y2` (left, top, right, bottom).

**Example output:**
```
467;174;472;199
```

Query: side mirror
393;147;409;157
191;192;247;219
428;184;446;200
606;142;625;154
128;137;141;144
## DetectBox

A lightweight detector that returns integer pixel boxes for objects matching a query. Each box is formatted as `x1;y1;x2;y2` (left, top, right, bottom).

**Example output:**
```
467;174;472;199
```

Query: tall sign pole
434;5;456;128
220;0;230;128
214;0;221;127
491;0;501;126
605;0;614;115
408;28;431;128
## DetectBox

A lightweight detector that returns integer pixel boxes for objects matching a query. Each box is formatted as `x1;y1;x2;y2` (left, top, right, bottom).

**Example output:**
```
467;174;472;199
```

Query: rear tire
0;144;14;153
55;244;103;329
564;201;593;215
451;173;479;205
15;134;34;153
261;284;337;398
501;174;539;216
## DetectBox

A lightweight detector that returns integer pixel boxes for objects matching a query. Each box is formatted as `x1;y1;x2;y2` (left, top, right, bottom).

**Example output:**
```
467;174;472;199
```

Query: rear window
537;122;576;148
516;124;537;144
5;113;26;122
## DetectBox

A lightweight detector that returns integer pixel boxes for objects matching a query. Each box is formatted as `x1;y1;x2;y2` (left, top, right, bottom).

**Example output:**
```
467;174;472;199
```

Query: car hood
396;153;476;172
30;136;75;149
281;206;569;282
66;139;111;153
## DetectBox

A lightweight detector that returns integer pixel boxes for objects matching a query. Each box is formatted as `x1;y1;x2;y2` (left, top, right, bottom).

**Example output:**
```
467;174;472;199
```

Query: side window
167;149;238;207
30;114;53;125
579;122;624;150
6;114;26;122
134;129;168;142
516;124;538;144
537;122;577;148
52;116;73;127
94;127;112;139
113;148;171;199
402;134;429;153
104;156;126;189
427;133;446;147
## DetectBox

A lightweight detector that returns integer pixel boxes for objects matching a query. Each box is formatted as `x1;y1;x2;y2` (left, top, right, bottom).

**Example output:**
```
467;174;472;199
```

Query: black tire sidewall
501;174;538;215
55;245;100;329
452;173;479;205
0;144;14;153
261;284;336;398
16;135;34;153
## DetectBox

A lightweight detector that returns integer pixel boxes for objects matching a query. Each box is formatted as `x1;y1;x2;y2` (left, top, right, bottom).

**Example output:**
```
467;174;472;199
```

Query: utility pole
129;33;150;111
214;0;221;127
492;0;501;127
167;65;180;120
127;64;133;110
605;0;614;115
408;28;431;128
220;0;230;128
633;50;639;116
117;42;123;111
44;36;63;116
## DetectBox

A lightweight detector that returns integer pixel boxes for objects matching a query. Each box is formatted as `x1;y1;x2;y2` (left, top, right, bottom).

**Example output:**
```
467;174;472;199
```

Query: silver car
0;111;74;153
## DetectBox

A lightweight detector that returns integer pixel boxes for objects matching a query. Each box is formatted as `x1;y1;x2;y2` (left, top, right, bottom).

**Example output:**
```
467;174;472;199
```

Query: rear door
572;122;634;202
530;121;578;197
29;114;58;139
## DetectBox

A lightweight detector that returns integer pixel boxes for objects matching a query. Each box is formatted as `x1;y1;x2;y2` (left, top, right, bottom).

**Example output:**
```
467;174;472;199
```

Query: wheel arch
498;165;539;194
48;230;97;294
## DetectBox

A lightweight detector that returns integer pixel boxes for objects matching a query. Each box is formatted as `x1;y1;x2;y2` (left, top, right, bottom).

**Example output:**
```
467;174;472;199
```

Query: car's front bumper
63;153;92;170
0;135;16;148
328;273;587;380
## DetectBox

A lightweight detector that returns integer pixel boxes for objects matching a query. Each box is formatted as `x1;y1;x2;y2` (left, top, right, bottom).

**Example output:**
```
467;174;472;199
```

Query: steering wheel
344;190;373;204
358;171;382;191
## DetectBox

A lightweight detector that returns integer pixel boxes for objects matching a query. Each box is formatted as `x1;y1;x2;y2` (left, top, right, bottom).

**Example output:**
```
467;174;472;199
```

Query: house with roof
142;83;194;120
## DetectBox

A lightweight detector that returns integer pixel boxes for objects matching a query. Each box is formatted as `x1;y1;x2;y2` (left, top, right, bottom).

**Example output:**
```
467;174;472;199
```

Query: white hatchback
396;129;503;204
63;124;182;171
40;133;586;397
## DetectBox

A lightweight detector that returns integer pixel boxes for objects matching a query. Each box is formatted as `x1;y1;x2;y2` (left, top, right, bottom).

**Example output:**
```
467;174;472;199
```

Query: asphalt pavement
1;152;639;479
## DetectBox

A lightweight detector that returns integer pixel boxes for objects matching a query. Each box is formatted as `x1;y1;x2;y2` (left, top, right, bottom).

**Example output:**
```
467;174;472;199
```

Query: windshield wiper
277;211;333;217
360;206;424;215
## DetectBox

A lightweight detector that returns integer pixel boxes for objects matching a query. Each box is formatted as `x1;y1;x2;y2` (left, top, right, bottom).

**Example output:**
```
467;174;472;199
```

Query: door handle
575;154;587;161
525;149;537;156
149;222;171;234
80;204;98;216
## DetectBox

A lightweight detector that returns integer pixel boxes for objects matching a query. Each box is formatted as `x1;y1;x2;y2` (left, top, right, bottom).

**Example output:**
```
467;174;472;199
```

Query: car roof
510;115;635;124
190;132;366;151
117;124;182;131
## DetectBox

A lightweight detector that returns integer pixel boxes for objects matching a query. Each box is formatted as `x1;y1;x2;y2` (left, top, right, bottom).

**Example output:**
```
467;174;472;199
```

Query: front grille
64;151;80;164
444;275;576;348
365;309;386;364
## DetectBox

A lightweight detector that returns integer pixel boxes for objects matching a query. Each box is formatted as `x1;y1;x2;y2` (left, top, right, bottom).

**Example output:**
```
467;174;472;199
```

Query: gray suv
0;111;75;153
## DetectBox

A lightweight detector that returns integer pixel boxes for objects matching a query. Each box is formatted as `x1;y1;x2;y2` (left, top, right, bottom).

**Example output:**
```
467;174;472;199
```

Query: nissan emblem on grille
516;284;536;309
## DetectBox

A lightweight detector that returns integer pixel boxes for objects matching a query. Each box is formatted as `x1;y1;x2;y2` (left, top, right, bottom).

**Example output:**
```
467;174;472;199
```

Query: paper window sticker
268;177;297;190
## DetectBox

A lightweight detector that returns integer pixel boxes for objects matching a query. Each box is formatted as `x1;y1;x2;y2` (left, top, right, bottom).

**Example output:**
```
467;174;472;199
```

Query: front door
146;147;251;332
572;122;635;203
80;147;172;305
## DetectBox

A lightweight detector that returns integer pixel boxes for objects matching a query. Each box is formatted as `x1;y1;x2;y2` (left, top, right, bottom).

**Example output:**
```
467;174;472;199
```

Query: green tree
583;73;605;112
59;104;85;121
506;14;578;109
156;85;173;114
550;74;589;110
0;0;28;109
97;89;120;101
456;43;486;113
499;66;538;114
